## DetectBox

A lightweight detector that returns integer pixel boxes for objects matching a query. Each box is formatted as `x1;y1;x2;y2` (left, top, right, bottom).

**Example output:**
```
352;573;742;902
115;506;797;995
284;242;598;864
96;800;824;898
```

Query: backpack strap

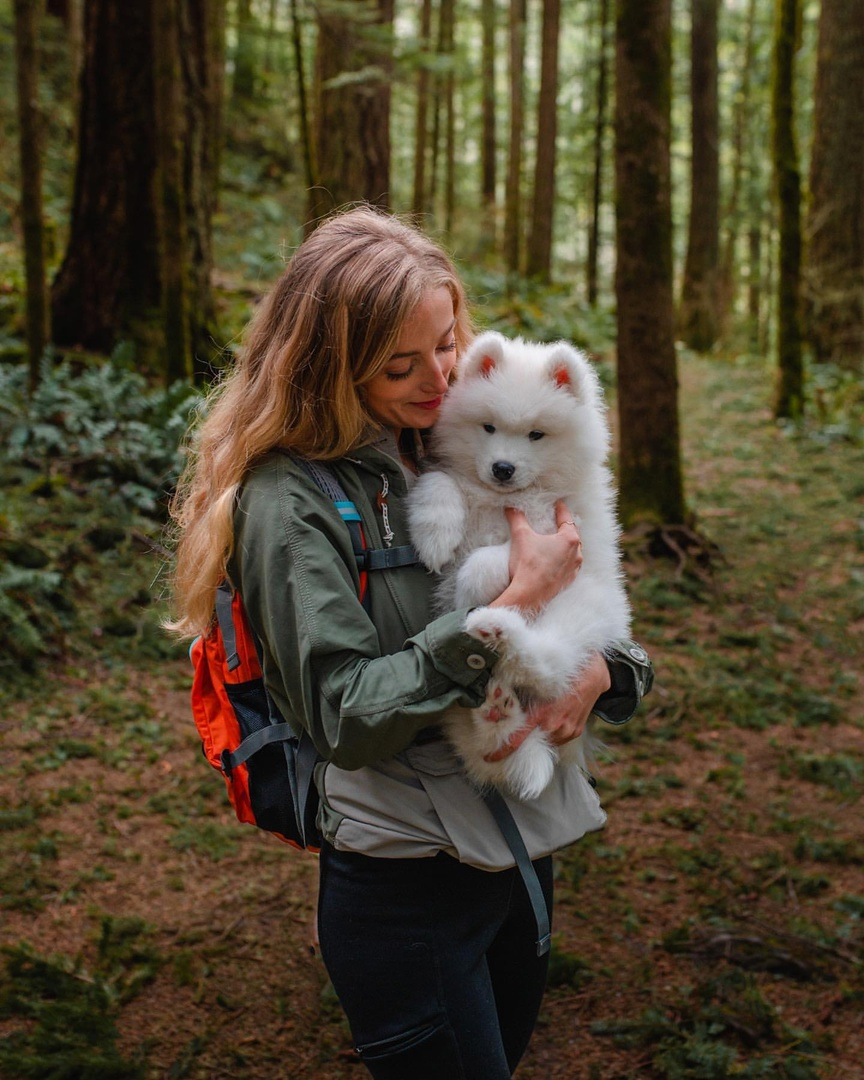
480;787;552;956
214;581;241;671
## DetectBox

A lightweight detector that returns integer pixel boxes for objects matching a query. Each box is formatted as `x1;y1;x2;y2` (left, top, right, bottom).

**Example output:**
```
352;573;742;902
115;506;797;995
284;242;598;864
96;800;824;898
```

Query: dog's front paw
464;606;527;653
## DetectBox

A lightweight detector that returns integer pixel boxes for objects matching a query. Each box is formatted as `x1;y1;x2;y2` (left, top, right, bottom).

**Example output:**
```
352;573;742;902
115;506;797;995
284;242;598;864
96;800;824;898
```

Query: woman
169;206;647;1078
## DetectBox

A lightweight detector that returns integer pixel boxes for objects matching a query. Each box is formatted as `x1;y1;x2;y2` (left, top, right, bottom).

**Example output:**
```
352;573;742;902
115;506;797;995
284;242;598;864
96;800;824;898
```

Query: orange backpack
189;460;418;850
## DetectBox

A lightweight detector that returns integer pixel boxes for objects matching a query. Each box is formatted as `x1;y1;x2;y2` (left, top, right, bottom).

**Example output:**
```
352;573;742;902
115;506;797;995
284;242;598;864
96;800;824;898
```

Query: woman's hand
488;500;583;613
484;654;611;762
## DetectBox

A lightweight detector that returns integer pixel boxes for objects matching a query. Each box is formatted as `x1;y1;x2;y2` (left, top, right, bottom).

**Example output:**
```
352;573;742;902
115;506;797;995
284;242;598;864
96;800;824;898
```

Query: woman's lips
414;397;443;411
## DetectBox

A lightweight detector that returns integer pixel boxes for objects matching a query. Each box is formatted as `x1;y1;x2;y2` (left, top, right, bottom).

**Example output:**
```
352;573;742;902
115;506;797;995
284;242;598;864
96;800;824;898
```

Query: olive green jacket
228;445;498;770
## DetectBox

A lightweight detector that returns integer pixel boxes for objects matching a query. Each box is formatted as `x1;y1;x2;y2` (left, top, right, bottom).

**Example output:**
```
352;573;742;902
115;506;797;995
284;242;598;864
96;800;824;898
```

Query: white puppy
408;330;630;799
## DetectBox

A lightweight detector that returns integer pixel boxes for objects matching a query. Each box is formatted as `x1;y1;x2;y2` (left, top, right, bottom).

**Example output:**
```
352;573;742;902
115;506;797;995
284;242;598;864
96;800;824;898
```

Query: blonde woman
169;207;647;1079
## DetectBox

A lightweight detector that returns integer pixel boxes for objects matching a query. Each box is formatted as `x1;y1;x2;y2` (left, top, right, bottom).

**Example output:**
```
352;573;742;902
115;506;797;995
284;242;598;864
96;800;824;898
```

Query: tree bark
615;0;686;526
440;0;456;233
411;0;433;219
526;0;561;282
480;0;497;213
504;0;527;273
310;0;394;220
678;0;720;352
14;0;50;390
587;0;611;307
805;0;864;370
772;0;804;418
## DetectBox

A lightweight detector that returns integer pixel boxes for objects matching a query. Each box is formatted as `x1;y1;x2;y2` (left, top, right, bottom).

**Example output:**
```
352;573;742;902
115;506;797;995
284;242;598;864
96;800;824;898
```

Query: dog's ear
546;342;596;403
460;331;506;380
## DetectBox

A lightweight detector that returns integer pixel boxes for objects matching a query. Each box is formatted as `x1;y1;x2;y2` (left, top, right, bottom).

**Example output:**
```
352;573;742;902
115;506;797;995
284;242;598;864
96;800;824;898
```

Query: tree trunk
440;0;456;233
233;0;257;104
772;0;804;418
153;0;191;384
411;0;433;219
14;0;50;390
805;0;864;370
480;0;497;214
526;0;561;283
51;0;220;380
678;0;720;352
504;0;527;273
615;0;686;526
587;0;610;307
310;0;394;220
719;0;757;334
51;0;163;362
290;0;317;230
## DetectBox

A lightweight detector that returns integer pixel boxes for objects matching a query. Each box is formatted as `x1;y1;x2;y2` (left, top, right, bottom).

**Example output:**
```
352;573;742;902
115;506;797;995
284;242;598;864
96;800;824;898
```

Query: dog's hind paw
478;679;522;725
464;606;526;653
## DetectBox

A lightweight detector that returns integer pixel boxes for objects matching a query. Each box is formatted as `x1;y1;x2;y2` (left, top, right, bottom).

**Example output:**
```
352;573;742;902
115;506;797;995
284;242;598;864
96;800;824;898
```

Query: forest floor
0;352;862;1079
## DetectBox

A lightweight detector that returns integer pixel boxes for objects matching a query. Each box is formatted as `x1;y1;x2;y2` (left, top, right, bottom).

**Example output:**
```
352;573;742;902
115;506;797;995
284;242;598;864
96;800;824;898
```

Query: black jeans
318;843;553;1079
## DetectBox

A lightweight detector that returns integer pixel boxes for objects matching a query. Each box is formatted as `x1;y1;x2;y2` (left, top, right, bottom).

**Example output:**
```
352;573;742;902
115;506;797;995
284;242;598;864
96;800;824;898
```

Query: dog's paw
478;678;521;725
464;606;527;652
502;732;557;800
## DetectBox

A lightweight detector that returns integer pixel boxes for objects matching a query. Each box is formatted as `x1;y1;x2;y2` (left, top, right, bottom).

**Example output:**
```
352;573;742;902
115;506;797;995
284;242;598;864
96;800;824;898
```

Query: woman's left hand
483;653;611;762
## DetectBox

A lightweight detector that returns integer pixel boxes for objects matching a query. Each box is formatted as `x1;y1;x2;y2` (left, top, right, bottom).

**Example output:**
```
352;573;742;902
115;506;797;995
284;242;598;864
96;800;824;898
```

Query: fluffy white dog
407;330;630;799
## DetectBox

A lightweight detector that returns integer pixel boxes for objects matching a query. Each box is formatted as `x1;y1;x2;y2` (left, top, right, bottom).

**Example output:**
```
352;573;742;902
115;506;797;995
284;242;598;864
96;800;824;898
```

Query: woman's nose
424;357;451;392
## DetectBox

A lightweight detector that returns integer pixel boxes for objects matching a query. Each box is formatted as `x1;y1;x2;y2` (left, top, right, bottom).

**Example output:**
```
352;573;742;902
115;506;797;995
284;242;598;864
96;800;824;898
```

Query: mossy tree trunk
309;0;394;221
526;0;561;283
480;0;497;222
440;0;456;233
771;0;804;418
805;0;864;371
678;0;720;353
13;0;50;391
411;0;433;220
614;0;686;527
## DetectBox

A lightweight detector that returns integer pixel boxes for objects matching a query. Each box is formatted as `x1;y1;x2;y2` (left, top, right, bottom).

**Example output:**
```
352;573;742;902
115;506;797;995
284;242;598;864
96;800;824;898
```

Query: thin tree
504;0;527;273
480;0;497;219
13;0;50;390
411;0;433;219
805;0;864;370
615;0;686;526
526;0;561;282
440;0;456;233
309;0;394;221
678;0;721;352
290;0;316;228
772;0;804;418
587;0;611;307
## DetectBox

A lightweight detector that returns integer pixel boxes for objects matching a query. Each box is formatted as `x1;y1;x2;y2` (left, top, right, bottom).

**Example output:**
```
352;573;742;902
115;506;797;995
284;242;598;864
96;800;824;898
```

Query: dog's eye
528;430;546;442
483;424;496;434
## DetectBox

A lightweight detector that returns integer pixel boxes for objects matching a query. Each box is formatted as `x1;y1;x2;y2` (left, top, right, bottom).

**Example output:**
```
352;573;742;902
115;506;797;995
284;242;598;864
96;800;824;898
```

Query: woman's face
364;287;457;437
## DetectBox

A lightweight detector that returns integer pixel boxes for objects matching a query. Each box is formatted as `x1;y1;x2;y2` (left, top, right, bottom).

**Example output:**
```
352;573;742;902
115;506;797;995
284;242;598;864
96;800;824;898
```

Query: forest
1;0;862;1077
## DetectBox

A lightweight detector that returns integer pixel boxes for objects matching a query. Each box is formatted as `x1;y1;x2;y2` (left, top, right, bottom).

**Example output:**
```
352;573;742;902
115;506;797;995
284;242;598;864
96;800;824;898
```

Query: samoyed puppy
407;330;630;799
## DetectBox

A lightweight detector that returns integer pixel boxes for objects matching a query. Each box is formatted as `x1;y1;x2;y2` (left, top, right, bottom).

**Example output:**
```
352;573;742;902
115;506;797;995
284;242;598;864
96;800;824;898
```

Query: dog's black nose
491;461;516;482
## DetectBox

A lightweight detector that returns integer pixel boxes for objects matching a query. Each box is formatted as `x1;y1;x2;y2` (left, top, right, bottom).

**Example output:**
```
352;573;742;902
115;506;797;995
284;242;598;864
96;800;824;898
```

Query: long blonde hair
167;206;472;637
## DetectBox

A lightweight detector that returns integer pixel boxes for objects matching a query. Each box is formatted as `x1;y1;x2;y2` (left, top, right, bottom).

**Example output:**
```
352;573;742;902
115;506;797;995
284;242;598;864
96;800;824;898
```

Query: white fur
407;331;630;800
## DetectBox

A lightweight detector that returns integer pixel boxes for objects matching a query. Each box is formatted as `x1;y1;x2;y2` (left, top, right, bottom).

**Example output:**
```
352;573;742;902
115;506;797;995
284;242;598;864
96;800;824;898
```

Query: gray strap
294;730;320;848
224;723;295;773
360;544;420;571
214;582;240;671
481;788;552;957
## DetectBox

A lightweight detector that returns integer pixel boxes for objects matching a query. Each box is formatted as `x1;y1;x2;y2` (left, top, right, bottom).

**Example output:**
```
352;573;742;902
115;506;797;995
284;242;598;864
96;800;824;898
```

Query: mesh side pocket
225;680;303;842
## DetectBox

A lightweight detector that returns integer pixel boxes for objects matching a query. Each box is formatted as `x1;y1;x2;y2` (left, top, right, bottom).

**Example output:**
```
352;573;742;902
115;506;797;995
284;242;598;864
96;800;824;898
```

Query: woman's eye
437;340;457;353
528;430;545;441
483;424;496;434
386;368;413;381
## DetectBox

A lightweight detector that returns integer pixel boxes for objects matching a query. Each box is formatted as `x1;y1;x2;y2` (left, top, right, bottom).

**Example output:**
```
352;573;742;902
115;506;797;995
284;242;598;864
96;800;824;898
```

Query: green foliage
0;918;162;1079
0;352;201;514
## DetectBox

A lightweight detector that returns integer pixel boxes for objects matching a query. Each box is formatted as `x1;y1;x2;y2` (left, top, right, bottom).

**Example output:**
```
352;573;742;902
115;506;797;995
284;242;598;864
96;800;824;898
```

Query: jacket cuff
407;608;498;691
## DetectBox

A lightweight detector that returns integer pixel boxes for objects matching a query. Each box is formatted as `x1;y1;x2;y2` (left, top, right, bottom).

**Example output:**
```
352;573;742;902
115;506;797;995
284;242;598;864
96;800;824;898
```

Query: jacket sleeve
230;460;498;770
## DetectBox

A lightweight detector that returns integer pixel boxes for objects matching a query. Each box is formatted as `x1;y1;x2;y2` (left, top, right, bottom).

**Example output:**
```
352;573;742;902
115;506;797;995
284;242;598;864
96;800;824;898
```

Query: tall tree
411;0;433;219
805;0;864;370
679;0;721;352
587;0;611;307
310;0;394;220
772;0;804;418
440;0;456;232
526;0;561;282
480;0;497;218
615;0;686;526
50;0;223;381
504;0;527;272
14;0;50;390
